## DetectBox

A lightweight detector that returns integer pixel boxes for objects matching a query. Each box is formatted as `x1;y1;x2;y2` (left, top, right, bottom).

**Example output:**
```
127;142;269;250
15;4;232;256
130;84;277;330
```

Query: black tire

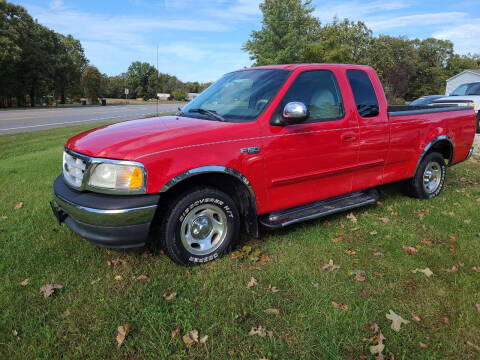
476;112;480;134
158;187;240;265
407;152;446;199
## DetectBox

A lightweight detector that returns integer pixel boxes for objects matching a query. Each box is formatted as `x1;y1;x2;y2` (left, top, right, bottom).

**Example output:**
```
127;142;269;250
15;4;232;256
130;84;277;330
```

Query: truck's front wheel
408;152;446;199
159;187;240;265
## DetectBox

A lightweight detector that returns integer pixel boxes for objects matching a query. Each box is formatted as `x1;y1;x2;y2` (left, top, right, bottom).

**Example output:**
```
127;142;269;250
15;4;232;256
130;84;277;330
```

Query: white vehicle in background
431;82;480;133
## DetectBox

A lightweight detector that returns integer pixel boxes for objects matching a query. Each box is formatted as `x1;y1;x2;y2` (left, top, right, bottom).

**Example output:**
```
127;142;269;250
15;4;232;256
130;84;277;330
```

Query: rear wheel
158;187;240;265
407;152;446;199
476;112;480;133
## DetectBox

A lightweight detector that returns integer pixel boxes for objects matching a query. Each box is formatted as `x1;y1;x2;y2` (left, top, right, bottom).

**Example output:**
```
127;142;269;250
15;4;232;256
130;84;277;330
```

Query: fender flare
159;165;259;237
414;135;454;175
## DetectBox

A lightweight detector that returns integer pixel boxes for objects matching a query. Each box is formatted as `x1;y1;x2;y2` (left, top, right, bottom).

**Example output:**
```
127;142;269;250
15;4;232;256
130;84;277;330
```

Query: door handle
342;134;357;142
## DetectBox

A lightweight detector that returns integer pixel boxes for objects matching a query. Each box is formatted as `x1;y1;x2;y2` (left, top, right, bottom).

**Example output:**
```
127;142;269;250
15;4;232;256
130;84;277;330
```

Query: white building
187;93;199;100
445;69;480;95
157;93;170;101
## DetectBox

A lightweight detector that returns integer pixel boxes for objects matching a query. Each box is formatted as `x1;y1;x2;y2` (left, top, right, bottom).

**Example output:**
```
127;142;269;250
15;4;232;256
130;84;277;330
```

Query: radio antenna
156;44;159;118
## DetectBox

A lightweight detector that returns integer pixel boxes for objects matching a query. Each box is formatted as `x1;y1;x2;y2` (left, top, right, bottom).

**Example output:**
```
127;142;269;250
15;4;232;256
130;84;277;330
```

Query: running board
259;189;379;229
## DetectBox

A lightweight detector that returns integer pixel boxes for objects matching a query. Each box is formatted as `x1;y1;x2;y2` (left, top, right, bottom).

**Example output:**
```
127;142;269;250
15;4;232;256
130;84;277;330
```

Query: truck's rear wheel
476;112;480;133
408;152;446;199
159;187;240;265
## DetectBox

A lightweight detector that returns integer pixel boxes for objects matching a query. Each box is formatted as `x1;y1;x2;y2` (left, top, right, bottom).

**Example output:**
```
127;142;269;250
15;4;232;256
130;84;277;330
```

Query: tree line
243;0;480;103
0;1;209;107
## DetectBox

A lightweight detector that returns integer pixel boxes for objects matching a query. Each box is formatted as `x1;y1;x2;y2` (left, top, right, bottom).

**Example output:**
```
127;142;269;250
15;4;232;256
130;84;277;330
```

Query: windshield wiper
188;108;226;122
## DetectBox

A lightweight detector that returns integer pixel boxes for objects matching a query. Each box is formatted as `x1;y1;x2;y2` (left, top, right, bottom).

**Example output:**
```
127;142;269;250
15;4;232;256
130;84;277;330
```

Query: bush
171;90;187;101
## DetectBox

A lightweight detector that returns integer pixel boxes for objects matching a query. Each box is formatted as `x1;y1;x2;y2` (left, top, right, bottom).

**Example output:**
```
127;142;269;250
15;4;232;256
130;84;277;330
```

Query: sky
18;0;480;83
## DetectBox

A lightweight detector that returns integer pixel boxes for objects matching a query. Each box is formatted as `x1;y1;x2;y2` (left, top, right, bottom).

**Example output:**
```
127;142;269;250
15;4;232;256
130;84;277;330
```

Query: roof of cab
244;63;374;71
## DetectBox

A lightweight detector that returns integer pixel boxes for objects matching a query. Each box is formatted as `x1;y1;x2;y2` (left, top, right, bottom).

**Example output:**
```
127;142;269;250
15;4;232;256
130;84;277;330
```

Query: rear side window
347;70;379;117
280;70;344;122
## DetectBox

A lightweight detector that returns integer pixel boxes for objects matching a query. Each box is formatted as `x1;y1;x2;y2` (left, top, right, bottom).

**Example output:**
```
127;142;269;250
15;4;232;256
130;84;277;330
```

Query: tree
81;66;102;104
171;89;187;101
243;0;320;65
126;61;158;99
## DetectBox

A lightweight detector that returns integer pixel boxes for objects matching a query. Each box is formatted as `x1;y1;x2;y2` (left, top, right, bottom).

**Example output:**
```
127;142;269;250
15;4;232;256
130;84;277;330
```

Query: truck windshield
451;83;480;96
181;69;291;122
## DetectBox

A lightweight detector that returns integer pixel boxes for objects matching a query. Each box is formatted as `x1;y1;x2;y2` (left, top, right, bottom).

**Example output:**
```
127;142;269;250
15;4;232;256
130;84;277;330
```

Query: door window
279;70;345;123
347;70;379;118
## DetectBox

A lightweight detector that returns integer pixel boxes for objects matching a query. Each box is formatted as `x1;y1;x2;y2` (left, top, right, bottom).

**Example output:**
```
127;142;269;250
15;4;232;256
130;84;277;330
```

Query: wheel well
427;139;453;164
155;173;259;237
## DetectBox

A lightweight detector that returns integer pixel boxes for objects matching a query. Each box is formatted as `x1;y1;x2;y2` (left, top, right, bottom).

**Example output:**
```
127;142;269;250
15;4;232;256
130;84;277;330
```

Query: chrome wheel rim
180;204;228;255
423;161;442;193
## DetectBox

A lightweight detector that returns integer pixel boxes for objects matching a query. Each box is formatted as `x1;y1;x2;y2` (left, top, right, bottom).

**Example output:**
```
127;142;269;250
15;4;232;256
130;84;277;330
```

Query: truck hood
66;115;244;161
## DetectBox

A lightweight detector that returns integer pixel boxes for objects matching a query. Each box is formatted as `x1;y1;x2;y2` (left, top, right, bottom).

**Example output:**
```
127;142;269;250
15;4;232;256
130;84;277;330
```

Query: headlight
88;163;145;191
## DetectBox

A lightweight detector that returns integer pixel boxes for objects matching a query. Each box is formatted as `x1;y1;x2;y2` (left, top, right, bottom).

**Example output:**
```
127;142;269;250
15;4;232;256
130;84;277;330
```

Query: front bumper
51;175;159;248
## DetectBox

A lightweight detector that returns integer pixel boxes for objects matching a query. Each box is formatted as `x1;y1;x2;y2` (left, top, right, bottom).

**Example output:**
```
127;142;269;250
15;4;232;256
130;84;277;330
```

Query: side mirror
282;102;308;124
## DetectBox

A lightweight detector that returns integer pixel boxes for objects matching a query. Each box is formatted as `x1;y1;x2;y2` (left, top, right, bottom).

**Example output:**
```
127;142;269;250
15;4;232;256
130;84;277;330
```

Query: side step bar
259;188;379;229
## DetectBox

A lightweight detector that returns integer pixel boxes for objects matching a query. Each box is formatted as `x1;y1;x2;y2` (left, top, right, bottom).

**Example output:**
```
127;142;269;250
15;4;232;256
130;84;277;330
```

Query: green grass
1;124;479;359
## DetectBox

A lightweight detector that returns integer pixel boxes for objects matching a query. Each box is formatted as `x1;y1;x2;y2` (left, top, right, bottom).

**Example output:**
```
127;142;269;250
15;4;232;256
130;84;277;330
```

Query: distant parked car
409;95;444;106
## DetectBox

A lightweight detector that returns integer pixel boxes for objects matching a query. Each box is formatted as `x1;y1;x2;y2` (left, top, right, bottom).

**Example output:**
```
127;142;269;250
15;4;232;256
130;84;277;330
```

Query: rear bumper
51;175;159;248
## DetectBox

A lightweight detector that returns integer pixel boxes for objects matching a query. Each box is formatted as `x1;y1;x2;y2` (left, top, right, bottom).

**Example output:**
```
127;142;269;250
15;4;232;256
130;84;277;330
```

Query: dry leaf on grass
331;301;348;310
249;326;266;337
444;266;458;273
114;275;123;281
116;324;130;347
347;213;357;223
182;329;199;346
467;341;480;352
199;335;209;344
472;266;480;272
412;268;433;277
412;315;421;322
373;272;384;277
136;274;148;280
14;202;23;210
476;304;480;313
360;289;371;298
264;308;280;315
421;238;432;246
419;342;427;348
331;234;344;243
247;277;258;288
107;258;127;267
40;284;62;298
345;249;357;255
322;259;340;272
163;292;177;301
372;252;383;257
369;230;378;235
1;216;7;220
442;316;449;324
403;246;417;255
12;329;18;337
386;310;409;332
266;284;279;293
379;217;390;223
91;277;101;284
20;278;29;286
171;325;182;340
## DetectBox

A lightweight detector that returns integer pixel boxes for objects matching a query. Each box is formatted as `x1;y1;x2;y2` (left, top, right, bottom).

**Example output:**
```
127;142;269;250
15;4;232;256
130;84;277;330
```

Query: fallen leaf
182;329;199;346
331;301;348;310
21;278;30;286
266;284;279;293
360;289;371;298
237;310;248;322
421;238;432;246
322;259;340;272
249;326;266;337
379;217;390;223
355;273;366;281
116;324;130;347
419;342;427;348
163;292;177;301
39;284;62;298
331;234;344;243
347;213;358;223
442;316;449;324
412;268;433;277
476;304;480;313
260;254;270;262
373;252;383;257
114;275;123;281
90;277;102;284
467;341;480;352
1;216;7;220
12;329;18;337
264;308;280;315
171;325;182;340
412;315;421;322
247;277;258;288
370;342;385;355
107;258;126;267
345;249;357;255
403;246;417;255
14;202;23;210
472;266;480;272
267;330;274;340
449;244;457;251
199;335;209;344
373;272;384;277
386;310;409;332
444;266;458;273
140;251;152;258
136;274;148;280
369;230;378;235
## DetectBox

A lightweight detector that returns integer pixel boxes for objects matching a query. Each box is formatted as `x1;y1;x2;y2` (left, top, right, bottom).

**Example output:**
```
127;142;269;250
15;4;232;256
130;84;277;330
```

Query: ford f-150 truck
51;64;476;265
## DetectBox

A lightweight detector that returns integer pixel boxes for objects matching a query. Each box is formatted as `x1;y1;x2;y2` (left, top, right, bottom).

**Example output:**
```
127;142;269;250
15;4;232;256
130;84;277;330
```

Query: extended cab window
279;70;345;122
347;70;379;117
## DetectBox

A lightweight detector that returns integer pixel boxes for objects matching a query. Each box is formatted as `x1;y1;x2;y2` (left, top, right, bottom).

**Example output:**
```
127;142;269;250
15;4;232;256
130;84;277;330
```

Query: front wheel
158;187;240;265
407;152;446;199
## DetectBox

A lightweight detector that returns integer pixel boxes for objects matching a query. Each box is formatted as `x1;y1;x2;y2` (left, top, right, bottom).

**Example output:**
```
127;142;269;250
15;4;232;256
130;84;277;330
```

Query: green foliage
81;66;103;104
0;1;88;107
243;0;320;65
171;89;187;101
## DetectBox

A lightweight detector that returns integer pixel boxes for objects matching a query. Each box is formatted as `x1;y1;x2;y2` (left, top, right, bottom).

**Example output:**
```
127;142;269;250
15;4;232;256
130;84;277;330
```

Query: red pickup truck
51;64;476;265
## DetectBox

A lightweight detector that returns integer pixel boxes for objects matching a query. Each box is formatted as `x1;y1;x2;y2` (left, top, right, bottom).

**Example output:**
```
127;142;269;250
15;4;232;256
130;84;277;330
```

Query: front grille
63;151;87;188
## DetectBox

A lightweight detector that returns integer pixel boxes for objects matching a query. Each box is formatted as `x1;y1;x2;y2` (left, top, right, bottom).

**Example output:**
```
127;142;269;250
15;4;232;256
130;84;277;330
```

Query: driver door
260;69;359;213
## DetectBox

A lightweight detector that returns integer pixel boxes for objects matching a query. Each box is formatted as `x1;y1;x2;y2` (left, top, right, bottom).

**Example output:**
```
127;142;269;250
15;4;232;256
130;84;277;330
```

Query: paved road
0;103;182;134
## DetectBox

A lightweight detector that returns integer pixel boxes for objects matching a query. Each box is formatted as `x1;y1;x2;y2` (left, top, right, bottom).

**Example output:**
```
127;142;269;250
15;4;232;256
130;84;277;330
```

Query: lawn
0;123;479;359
